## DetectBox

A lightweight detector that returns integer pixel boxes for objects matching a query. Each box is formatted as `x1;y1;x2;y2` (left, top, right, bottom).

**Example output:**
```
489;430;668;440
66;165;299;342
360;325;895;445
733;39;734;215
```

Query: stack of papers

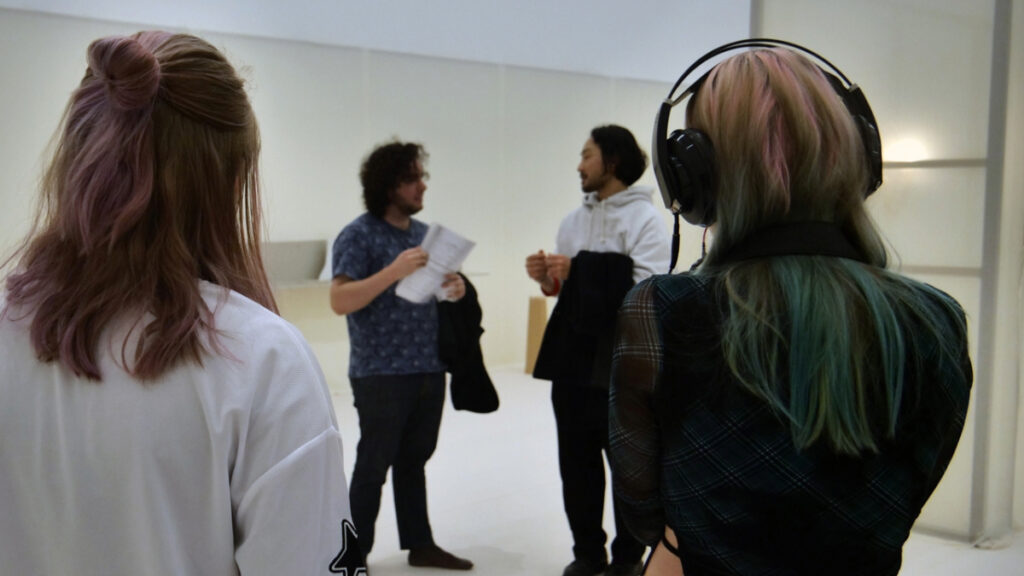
395;223;475;303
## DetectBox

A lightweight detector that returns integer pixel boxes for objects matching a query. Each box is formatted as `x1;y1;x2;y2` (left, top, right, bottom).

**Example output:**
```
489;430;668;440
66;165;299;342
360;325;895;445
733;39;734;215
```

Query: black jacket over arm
438;273;499;413
532;251;634;388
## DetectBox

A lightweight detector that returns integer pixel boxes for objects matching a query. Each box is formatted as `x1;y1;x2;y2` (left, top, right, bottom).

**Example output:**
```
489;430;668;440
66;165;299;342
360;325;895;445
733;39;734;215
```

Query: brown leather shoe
408;545;474;570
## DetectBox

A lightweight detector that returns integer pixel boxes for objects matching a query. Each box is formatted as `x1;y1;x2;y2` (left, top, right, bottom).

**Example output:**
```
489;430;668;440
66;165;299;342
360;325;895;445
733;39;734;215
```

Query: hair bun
88;36;161;111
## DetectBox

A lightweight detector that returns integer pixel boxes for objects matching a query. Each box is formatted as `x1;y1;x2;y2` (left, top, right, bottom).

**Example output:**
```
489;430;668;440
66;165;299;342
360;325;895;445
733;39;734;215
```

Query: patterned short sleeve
332;224;370;281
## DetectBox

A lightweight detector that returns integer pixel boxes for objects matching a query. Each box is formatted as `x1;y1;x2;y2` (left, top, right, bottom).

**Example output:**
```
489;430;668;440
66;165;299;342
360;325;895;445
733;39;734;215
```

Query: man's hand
526;250;549;283
526;250;569;295
441;273;465;302
544;253;570;281
389;247;429;279
331;247;430;316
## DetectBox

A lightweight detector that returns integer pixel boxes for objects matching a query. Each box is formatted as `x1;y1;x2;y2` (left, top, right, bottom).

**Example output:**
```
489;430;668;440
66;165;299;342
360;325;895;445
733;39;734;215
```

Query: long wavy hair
688;48;967;455
2;31;276;381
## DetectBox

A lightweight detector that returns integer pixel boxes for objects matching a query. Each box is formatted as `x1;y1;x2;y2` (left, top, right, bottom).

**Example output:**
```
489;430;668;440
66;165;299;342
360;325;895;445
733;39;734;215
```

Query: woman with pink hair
611;44;971;576
0;31;364;575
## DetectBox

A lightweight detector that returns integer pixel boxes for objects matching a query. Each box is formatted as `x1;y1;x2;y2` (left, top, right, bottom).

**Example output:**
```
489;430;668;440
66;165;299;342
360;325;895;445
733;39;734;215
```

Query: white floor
329;366;1024;576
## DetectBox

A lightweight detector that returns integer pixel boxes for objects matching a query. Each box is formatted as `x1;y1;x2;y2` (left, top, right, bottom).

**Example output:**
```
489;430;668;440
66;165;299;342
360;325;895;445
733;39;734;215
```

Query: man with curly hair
330;140;472;571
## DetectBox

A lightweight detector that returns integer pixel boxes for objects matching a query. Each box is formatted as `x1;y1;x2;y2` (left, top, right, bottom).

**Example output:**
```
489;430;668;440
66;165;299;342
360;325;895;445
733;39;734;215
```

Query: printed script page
395;223;475;303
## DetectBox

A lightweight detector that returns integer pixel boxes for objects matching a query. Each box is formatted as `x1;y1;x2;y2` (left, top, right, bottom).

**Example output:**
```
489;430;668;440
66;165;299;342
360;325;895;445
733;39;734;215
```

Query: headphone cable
669;213;680;273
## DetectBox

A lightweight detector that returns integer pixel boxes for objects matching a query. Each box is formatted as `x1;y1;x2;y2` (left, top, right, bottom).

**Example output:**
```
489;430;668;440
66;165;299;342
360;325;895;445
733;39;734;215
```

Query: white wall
1007;0;1024;533
0;0;753;84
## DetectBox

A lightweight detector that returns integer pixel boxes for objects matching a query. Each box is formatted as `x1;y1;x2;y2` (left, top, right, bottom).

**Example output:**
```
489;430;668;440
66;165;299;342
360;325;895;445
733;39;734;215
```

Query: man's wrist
541;277;560;296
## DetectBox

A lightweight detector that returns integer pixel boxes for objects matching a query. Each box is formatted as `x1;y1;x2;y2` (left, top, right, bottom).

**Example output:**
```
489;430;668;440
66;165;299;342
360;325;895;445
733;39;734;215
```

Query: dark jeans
349;372;445;555
552;381;646;566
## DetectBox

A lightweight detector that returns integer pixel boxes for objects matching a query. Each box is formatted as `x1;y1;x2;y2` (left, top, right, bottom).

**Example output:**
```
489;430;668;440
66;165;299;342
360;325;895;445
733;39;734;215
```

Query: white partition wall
1010;0;1024;538
754;0;1023;543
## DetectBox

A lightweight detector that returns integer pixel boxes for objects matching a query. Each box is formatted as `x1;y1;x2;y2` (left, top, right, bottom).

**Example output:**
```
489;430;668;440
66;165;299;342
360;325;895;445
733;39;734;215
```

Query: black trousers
348;372;445;555
552;381;646;565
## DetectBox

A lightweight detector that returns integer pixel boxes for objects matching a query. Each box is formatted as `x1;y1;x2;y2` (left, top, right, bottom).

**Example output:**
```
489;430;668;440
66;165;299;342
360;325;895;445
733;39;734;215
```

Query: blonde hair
686;48;967;454
689;48;885;265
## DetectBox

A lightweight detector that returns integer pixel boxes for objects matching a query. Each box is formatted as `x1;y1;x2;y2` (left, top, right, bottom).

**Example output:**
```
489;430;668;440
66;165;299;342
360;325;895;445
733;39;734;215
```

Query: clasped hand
525;250;570;284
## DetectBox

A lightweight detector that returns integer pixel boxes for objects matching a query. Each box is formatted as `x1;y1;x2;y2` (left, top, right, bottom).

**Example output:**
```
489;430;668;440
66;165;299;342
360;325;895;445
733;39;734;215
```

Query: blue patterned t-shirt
332;213;445;378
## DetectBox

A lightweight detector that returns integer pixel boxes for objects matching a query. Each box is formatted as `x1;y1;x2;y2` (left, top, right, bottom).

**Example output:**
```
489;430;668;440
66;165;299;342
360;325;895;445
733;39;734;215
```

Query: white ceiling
0;0;751;83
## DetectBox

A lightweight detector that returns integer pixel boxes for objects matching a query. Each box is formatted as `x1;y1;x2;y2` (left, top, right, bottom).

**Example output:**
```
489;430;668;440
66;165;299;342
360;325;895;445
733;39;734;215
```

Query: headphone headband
652;38;883;229
667;39;852;102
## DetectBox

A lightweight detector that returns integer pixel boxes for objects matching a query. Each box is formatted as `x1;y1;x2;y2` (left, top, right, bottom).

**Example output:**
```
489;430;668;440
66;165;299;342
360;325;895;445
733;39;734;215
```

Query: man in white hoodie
526;125;670;576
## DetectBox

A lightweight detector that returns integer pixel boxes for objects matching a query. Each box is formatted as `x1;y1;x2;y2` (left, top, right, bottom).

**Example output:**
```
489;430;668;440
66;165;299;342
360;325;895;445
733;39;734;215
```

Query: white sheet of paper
395;223;475;303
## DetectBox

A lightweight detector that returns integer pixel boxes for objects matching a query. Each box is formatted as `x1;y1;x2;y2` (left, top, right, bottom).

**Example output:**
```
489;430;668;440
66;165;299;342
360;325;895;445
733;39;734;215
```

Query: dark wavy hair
360;140;427;218
590;124;648;186
2;31;274;381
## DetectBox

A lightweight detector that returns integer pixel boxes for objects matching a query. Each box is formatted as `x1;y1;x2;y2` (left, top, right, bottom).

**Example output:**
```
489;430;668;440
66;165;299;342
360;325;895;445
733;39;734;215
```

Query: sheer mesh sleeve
609;277;665;545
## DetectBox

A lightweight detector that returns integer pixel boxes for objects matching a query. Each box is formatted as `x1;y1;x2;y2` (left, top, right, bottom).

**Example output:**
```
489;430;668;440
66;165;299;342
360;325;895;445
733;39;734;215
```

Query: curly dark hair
590;124;647;186
360;140;428;218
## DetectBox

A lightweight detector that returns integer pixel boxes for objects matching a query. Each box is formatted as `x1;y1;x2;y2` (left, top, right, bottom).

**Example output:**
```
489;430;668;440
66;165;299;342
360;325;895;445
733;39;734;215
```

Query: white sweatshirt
555;185;672;283
0;282;362;576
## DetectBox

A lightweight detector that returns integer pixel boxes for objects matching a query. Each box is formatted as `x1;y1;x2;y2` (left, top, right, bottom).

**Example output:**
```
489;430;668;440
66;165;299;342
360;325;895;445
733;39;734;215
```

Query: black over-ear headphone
652;38;883;228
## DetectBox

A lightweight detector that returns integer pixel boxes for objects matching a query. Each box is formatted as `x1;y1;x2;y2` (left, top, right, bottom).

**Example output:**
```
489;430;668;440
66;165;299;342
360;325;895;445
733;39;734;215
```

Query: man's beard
581;171;610;193
395;199;422;215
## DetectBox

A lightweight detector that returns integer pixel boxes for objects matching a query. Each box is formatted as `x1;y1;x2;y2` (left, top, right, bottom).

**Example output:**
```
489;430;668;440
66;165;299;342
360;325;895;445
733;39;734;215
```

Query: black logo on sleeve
329;519;367;575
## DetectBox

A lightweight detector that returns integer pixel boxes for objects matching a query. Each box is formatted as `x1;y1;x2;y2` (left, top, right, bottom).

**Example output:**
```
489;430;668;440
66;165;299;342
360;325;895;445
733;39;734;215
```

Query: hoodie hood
582;185;657;209
556;183;671;284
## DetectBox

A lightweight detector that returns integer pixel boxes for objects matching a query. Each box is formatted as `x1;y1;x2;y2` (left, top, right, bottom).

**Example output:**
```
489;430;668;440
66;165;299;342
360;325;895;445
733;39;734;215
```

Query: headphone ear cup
826;76;883;196
853;114;883;195
666;129;716;225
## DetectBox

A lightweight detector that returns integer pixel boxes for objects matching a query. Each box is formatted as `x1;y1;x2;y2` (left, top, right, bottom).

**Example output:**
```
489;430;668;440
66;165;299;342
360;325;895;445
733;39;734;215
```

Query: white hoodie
555;185;671;283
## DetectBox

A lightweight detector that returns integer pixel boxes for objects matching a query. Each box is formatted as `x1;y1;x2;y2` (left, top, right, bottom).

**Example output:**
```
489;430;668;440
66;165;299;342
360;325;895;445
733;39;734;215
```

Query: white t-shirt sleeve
234;428;362;576
229;313;364;576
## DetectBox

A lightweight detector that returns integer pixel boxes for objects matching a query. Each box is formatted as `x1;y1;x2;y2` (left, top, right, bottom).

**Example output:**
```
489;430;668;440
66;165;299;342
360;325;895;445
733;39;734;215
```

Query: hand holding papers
396;223;475;303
